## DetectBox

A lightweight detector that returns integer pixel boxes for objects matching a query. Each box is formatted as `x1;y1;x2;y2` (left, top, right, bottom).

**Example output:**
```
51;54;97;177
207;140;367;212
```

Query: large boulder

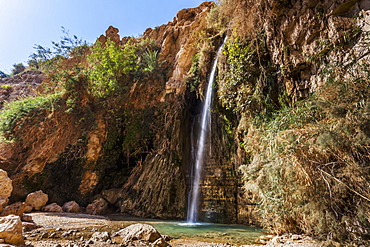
0;215;25;245
86;198;108;215
90;231;110;242
0;170;12;198
114;223;163;242
0;170;12;213
62;201;80;213
42;203;63;212
1;202;26;216
25;190;48;211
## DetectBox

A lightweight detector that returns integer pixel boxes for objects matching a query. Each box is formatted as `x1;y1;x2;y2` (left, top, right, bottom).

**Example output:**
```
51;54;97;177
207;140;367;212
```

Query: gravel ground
9;212;322;247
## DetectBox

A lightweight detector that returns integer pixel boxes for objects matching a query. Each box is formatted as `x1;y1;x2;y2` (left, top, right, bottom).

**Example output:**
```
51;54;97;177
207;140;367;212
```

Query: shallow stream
109;215;264;246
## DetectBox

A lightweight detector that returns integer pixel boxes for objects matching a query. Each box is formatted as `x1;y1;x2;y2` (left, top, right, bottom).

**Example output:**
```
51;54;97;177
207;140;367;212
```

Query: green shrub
0;93;62;141
87;39;138;98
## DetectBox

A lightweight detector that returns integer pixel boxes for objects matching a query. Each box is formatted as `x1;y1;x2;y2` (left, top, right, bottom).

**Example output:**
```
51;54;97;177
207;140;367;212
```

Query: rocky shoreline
17;212;320;247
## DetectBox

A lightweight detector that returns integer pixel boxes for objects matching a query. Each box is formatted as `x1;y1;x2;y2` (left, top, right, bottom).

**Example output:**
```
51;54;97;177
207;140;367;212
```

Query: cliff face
0;70;44;109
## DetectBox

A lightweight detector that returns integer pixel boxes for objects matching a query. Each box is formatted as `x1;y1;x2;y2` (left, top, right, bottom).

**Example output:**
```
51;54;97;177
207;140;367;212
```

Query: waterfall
187;36;227;223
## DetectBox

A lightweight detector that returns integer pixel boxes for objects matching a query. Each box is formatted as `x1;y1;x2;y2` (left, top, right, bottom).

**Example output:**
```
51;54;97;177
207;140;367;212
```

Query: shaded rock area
42;203;63;213
85;197;108;215
0;70;44;109
62;201;81;213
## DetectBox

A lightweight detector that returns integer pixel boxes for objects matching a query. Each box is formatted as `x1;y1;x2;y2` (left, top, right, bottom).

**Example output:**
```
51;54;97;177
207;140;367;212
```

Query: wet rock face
261;0;370;98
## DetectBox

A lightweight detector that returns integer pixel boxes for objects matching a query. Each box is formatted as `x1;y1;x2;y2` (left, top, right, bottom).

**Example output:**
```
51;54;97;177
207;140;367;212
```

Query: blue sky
0;0;206;73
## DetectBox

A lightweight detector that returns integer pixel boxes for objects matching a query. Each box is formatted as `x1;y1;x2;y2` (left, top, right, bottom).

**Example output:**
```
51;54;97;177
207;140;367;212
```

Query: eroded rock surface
25;190;49;211
0;215;25;245
0;170;12;213
0;70;44;109
1;201;26;216
62;201;80;213
114;223;163;242
42;203;63;213
86;198;108;215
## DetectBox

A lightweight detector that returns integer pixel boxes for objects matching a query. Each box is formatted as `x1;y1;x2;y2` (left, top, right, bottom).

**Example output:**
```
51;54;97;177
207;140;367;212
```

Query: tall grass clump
240;51;370;241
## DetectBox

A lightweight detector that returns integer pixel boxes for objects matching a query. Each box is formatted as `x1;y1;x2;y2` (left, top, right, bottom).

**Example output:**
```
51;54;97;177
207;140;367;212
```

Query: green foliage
122;108;153;156
0;85;11;89
240;49;370;240
0;71;7;78
141;50;159;73
185;53;201;92
29;27;89;71
0;93;62;141
218;34;277;116
87;40;138;98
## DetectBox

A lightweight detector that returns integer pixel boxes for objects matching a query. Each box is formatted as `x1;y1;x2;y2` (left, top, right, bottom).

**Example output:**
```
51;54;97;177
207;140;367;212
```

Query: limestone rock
25;190;48;211
0;70;44;110
105;25;120;43
23;204;33;213
0;170;12;199
153;237;170;247
42;203;63;212
62;201;80;213
1;202;26;217
0;170;12;213
101;188;121;204
90;231;110;242
85;198;108;215
22;221;39;231
21;214;33;222
115;223;163;242
0;215;25;245
0;198;8;214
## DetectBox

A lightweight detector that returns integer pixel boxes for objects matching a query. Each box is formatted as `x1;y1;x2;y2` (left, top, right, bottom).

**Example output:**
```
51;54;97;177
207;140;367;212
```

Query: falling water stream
187;37;228;224
107;37;263;246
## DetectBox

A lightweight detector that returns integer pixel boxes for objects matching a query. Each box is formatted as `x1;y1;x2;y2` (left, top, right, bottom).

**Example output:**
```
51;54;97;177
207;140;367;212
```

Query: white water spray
187;36;227;224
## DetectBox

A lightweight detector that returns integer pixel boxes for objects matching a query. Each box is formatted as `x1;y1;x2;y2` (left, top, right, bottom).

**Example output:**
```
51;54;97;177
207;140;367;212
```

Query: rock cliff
0;70;44;109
